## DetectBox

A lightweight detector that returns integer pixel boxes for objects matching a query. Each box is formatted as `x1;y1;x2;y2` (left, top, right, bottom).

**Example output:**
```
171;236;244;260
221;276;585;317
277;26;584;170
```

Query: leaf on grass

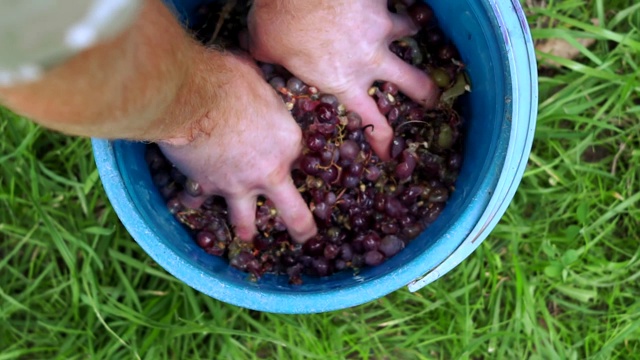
555;285;597;303
536;19;600;67
544;263;563;278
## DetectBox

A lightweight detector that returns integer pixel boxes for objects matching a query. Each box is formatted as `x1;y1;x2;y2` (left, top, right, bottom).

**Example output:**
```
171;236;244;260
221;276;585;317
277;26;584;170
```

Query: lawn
1;1;639;359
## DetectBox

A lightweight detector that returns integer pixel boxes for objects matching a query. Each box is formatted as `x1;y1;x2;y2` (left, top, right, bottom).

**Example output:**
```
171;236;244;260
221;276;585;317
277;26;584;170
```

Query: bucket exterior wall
92;0;537;313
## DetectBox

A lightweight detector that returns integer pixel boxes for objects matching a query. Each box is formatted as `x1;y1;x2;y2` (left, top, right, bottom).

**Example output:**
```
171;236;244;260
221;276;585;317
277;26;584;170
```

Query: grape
319;94;339;107
382;82;399;95
306;132;327;153
437;123;455;150
313;202;332;222
362;232;381;251
365;165;382;182
300;155;321;176
391;136;406;159
385;195;407;219
346;129;364;143
350;214;369;231
287;77;306;95
381;221;399;235
185;179;203;197
319;165;339;184
312;258;331;277
448;153;463;171
426;28;444;45
346;112;363;131
340;243;354;261
438;44;458;61
379;235;405;257
341;174;360;189
303;237;325;256
324;243;340;260
230;251;254;271
377;96;393;115
388;107;401;124
167;197;182;214
269;76;285;90
347;162;364;177
408;2;434;27
364;251;385;266
196;230;215;249
316;103;338;124
253;234;274;251
339;140;360;161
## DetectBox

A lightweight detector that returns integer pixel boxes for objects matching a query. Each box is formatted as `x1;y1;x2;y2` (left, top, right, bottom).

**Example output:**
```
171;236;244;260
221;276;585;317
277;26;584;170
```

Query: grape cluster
146;2;467;284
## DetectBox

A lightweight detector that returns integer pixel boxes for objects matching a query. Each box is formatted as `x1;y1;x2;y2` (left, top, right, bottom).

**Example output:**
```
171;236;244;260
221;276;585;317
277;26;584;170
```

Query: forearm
0;0;229;141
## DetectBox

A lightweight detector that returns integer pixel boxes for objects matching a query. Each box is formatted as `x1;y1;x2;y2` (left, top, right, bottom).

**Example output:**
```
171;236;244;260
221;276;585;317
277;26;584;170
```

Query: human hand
158;52;317;243
248;0;439;159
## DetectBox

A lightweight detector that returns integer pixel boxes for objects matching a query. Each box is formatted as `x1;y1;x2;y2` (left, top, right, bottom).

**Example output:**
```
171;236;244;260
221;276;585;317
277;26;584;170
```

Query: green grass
1;1;639;359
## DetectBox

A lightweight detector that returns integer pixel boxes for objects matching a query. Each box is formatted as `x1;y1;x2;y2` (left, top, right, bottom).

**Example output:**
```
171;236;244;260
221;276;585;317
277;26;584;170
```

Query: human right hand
248;0;440;159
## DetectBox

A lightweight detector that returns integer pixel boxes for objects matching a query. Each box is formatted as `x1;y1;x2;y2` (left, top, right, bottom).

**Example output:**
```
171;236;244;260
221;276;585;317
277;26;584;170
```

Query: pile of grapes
146;2;468;284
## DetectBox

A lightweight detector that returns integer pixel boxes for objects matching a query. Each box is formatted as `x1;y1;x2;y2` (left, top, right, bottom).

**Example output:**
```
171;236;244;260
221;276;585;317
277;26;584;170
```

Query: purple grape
385;195;407;219
185;179;203;197
269;76;285;90
306;132;326;153
300;155;321;176
166;197;182;214
342;174;360;188
364;251;385;266
253;234;274;251
324;244;340;260
340;243;354;261
287;77;306;95
196;230;215;249
365;165;382;182
381;221;399;235
391;136;406;159
319;165;339;184
346;129;364;143
303;237;325;256
379;235;405;257
408;2;434;27
316;103;338;124
319;94;339;107
230;251;254;271
362;232;381;251
313;202;332;222
339;140;360;161
382;82;399;95
350;214;369;231
377;96;393;115
347;162;364;177
346;112;363;131
312;258;331;277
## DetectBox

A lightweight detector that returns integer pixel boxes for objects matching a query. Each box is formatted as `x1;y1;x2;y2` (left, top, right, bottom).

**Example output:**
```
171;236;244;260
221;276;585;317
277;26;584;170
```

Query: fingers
265;179;317;243
340;91;394;160
379;53;441;108
226;195;258;242
388;12;419;40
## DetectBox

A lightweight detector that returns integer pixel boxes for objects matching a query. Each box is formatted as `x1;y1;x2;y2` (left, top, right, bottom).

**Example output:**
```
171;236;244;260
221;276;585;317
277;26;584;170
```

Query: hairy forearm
0;0;229;141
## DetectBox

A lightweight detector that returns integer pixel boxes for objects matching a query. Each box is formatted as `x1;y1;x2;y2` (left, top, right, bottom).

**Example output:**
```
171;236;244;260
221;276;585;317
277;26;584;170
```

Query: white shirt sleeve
0;0;143;86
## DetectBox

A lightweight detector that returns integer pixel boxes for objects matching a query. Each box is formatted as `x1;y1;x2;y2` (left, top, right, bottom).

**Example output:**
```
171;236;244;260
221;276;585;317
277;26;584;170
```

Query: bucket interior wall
109;0;511;294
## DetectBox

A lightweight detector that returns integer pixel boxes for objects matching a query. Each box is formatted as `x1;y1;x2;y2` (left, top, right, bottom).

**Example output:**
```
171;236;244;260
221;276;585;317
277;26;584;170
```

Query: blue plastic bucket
92;0;537;313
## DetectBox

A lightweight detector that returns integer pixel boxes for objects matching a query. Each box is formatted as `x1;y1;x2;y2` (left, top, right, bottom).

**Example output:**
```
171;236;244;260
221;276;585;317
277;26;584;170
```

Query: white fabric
0;0;142;85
